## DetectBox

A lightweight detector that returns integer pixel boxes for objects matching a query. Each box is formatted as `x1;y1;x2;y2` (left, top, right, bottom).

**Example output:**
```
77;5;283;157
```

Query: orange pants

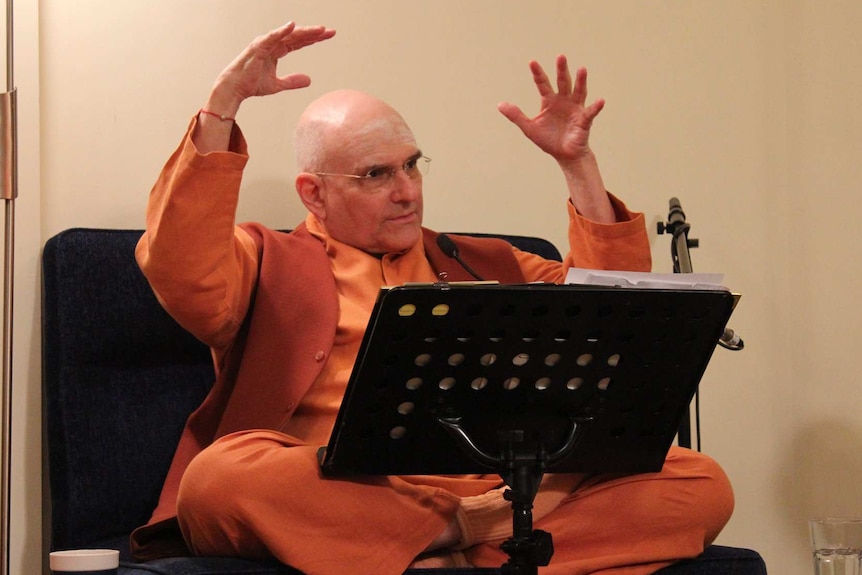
177;430;733;575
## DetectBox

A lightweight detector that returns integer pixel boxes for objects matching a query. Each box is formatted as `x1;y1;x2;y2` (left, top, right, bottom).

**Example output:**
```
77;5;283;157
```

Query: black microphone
436;234;485;281
668;197;687;227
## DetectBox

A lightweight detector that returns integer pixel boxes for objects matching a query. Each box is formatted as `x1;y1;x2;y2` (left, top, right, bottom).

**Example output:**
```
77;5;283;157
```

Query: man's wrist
557;149;599;180
200;109;236;122
202;83;244;121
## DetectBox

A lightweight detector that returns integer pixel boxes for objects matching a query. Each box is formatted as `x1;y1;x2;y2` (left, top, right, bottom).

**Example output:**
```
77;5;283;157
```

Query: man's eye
404;158;419;171
364;167;389;180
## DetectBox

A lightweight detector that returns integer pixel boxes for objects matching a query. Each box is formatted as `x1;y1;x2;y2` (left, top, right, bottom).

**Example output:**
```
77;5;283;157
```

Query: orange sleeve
134;116;260;357
516;193;652;283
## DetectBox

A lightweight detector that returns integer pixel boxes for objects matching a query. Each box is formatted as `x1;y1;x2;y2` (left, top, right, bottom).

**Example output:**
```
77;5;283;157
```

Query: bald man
132;22;733;575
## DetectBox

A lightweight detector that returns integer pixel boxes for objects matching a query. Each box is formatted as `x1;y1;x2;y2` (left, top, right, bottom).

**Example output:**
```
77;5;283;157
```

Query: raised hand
195;22;335;154
498;55;614;223
208;22;336;115
498;55;604;165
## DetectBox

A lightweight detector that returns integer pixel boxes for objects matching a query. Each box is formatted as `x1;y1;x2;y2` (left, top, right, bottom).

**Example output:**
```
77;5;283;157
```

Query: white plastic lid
49;549;119;571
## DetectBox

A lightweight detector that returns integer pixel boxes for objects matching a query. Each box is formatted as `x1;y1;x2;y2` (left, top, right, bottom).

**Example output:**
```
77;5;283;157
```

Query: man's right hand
195;21;336;153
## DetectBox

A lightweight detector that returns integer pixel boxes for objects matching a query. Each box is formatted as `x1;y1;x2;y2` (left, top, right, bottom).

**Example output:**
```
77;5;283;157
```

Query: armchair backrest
42;229;215;549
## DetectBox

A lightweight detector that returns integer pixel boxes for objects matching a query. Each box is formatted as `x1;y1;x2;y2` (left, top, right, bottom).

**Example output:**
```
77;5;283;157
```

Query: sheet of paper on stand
565;268;727;291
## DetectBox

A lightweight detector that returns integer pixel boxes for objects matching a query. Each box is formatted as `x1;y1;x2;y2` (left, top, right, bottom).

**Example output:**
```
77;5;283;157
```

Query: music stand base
500;528;554;575
492;433;558;573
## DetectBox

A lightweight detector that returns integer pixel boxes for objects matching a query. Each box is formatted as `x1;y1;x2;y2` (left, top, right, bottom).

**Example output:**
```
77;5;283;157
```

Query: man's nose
389;171;421;202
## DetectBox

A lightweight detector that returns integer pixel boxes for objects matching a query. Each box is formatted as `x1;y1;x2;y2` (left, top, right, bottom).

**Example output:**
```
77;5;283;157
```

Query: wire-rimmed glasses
314;155;431;192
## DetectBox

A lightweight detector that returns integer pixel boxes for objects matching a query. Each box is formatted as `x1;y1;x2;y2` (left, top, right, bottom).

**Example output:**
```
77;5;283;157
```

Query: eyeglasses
315;155;431;191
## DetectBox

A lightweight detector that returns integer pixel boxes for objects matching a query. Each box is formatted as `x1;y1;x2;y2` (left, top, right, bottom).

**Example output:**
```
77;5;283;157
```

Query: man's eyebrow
398;150;424;166
356;150;423;173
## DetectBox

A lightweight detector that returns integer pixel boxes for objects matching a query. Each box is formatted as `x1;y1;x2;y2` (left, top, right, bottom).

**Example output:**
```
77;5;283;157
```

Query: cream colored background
4;1;862;574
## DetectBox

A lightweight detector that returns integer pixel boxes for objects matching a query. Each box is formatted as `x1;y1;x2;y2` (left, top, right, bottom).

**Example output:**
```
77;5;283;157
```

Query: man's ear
295;172;327;221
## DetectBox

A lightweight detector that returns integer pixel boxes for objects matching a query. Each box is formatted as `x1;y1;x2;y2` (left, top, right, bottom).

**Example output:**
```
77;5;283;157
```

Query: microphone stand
657;198;699;450
657;197;745;450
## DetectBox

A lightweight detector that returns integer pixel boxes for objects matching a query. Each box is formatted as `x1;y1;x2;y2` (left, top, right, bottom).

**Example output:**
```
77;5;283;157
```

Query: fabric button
314;350;325;362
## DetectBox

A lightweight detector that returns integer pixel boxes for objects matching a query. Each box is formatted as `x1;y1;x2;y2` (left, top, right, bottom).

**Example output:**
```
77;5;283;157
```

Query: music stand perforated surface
319;283;736;477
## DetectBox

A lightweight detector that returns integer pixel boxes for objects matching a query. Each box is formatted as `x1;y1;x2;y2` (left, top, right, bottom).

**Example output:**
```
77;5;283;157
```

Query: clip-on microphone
436;234;486;282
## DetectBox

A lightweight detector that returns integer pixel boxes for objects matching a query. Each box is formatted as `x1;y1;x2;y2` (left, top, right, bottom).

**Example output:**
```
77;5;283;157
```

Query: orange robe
135;117;733;575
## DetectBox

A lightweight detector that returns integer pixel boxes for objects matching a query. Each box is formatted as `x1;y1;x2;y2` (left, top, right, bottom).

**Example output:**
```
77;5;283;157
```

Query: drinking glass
810;518;862;575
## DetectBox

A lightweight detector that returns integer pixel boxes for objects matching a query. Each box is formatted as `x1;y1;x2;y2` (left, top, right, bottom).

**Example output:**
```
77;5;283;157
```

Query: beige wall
5;0;862;573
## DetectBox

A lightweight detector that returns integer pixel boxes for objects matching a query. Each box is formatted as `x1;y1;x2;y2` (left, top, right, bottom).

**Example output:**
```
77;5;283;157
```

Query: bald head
292;89;425;255
294;89;417;173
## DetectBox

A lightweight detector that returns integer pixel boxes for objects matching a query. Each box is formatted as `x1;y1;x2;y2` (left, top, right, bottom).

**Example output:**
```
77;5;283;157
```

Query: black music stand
319;283;736;574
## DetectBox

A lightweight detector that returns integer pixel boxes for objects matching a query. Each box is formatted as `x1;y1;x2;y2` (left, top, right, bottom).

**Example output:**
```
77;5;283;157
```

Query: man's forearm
558;150;615;224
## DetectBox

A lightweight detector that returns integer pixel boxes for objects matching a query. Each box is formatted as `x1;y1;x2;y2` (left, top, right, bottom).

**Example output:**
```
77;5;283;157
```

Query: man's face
313;117;425;254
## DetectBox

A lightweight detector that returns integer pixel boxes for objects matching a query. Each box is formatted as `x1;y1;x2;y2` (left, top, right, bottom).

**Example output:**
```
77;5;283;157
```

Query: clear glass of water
810;518;862;575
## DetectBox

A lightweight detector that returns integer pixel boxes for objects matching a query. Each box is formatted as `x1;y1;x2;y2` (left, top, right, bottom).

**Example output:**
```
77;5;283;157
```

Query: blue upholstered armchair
42;228;766;575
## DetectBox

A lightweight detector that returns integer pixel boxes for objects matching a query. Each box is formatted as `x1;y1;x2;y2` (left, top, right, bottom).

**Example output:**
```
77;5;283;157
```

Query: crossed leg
177;431;732;575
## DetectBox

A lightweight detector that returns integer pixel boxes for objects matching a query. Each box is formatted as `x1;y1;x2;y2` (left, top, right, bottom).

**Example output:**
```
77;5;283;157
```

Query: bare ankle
425;518;461;552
